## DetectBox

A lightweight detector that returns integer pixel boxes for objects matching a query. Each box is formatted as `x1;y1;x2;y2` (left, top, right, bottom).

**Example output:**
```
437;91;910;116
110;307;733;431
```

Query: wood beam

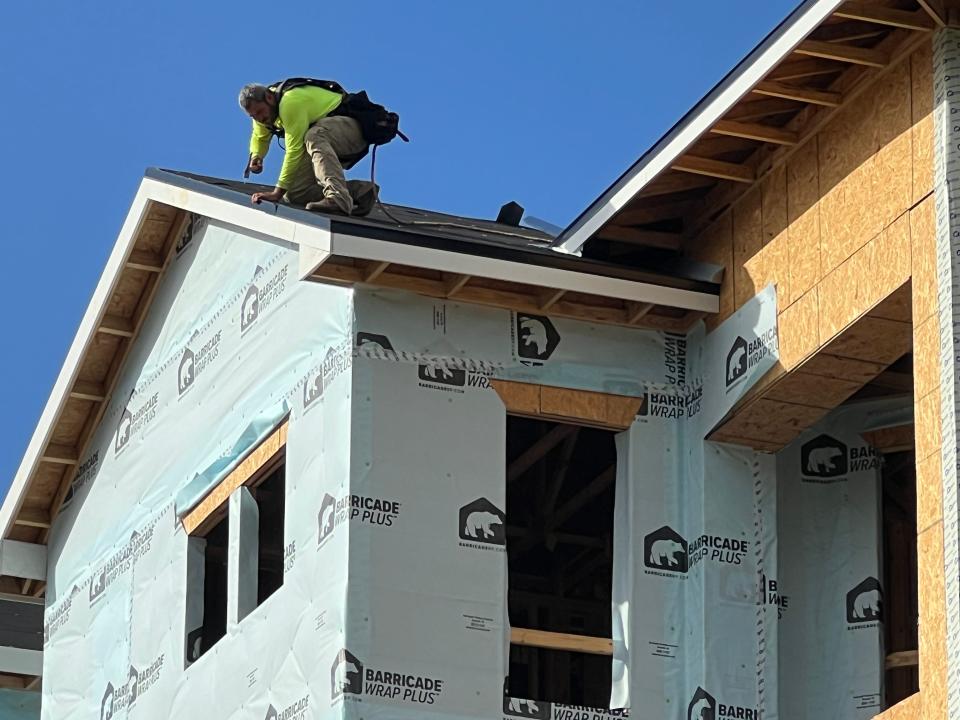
125;249;164;273
14;508;51;529
510;628;612;656
711;119;798;146
641;172;718;197
752;80;842;107
507;424;578;484
915;0;946;27
885;650;919;669
626;302;654;325
538;289;566;312
544;429;580;515
834;4;935;31
443;273;472;298
727;97;806;122
40;443;78;465
70;380;106;402
97;314;135;338
553;465;616;528
810;22;886;44
767;58;846;82
672;155;755;184
794;39;889;68
362;261;391;283
612;200;694;226
595;226;682;250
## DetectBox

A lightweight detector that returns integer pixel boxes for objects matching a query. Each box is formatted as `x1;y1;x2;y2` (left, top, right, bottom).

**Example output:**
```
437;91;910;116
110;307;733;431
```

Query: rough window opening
506;415;617;708
185;512;228;665
250;462;285;605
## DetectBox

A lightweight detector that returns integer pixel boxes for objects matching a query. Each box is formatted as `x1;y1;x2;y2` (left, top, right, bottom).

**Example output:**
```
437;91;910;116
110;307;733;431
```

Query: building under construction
0;0;958;718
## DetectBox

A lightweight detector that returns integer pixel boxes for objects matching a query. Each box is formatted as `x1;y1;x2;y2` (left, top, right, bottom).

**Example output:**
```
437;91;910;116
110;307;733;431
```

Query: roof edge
554;0;844;254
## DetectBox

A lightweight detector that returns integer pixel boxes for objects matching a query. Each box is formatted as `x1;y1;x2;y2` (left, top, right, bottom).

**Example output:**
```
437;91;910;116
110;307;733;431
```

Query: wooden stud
70;380;106;402
40;443;79;465
97;314;135;338
794;39;890;67
711;119;799;146
538;289;566;311
834;4;935;31
125;249;165;273
510;628;612;656
753;80;842;107
672;155;755;183
443;273;472;298
182;421;289;535
14;508;51;529
362;261;391;283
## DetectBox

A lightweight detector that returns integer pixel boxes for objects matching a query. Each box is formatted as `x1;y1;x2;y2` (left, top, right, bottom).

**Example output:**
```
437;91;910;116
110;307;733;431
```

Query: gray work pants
284;115;374;214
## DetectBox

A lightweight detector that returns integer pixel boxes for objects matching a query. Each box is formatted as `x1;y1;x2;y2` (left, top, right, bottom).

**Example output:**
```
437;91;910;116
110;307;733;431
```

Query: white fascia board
0;541;46;582
0;182;154;539
555;0;844;254
0;647;42;676
326;230;719;313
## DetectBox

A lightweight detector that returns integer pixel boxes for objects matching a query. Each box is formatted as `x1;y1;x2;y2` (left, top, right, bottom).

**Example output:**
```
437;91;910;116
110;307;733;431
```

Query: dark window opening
251;463;285;605
185;512;228;665
505;415;618;708
882;448;919;708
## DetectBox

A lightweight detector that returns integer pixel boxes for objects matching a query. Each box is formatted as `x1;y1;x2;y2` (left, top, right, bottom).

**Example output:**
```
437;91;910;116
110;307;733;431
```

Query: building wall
687;42;943;719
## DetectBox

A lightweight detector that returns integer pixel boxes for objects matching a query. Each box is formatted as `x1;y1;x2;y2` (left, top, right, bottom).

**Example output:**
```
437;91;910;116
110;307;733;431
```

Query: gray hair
238;83;270;110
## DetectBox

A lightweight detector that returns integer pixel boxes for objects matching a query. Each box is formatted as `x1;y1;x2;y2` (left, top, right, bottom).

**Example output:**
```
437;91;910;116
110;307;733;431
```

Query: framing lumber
538;289;566;311
727;97;807;122
545;429;580;514
885;650;919;669
493;380;646;430
794;39;889;67
834;4;935;31
13;509;50;530
752;80;842;107
710;119;798;146
125;249;165;273
767;57;845;81
40;444;78;465
672;155;755;183
362;261;391;283
553;465;616;528
510;628;613;656
182;420;288;535
915;0;946;27
612;200;695;226
69;380;106;402
443;273;472;298
98;314;135;338
626;302;654;325
595;226;682;250
507;424;578;483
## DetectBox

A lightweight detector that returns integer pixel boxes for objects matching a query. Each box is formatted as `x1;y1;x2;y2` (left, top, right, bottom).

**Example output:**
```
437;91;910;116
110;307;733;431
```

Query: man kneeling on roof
239;81;378;216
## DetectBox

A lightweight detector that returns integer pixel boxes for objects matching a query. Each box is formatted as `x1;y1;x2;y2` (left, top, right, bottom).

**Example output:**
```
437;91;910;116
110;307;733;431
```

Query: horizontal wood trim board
183;420;289;535
510;627;613;656
885;650;919;669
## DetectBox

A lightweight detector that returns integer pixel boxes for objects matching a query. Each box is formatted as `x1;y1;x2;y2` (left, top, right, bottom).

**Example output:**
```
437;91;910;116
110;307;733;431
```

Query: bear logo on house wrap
330;648;363;699
264;705;279;720
503;696;550;719
115;407;133;454
318;493;337;544
303;369;323;407
178;349;195;395
127;666;140;704
687;687;716;720
418;362;466;387
458;498;506;546
356;332;395;355
643;526;689;574
725;335;749;388
801;434;848;480
241;284;260;331
100;682;116;720
514;313;560;364
846;577;884;624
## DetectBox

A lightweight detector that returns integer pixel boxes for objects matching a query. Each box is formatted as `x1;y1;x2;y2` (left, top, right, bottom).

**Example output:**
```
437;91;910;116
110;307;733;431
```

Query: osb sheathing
686;42;947;718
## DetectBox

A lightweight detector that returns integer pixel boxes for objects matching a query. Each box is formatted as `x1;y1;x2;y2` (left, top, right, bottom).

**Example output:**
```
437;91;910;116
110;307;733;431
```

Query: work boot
351;182;380;217
306;197;349;215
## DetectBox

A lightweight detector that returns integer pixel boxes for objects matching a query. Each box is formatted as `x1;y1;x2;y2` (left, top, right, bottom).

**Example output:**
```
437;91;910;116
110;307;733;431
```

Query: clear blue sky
0;1;799;495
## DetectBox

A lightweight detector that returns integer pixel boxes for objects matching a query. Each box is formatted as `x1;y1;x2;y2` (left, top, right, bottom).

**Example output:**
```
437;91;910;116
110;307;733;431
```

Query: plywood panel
870;60;914;231
26;465;66;507
912;42;934;205
916;452;942;534
914;315;939;401
491;380;541;416
873;215;912;307
801;353;886;384
711;398;828;446
918;522;947;720
764;370;860;409
77;333;124;385
786;139;822;305
49;398;95;447
105;269;150;320
539;386;640;430
822;316;912;365
777;287;819;370
136;216;175;256
873;693;920;720
869;282;912;324
911;195;937;323
733;188;764;307
914;390;941;463
758;164;791;311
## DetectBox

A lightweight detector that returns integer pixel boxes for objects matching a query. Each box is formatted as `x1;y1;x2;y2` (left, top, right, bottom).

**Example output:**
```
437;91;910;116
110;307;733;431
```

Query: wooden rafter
125;249;165;273
834;4;935;31
507;424;578;484
753;80;842;107
672;155;755;183
40;444;78;465
794;39;889;67
553;465;615;528
538;289;566;311
915;0;946;27
612;200;694;226
626;302;654;325
13;508;50;529
443;272;471;298
98;314;135;338
69;380;106;402
362;261;391;283
768;57;845;81
595;226;682;250
711;119;798;146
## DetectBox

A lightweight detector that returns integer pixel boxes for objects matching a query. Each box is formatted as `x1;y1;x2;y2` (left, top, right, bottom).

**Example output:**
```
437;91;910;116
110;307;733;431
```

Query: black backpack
272;78;409;146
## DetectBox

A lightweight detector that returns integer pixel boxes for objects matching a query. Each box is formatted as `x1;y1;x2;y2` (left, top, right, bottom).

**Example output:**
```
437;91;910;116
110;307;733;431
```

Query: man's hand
251;188;284;205
248;156;263;174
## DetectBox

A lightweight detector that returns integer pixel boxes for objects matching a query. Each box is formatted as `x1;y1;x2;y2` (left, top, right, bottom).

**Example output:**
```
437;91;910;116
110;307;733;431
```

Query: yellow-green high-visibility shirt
248;85;343;190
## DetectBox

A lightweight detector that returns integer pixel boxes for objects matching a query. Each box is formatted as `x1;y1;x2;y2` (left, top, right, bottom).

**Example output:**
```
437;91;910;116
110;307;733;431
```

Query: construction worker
239;82;378;215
